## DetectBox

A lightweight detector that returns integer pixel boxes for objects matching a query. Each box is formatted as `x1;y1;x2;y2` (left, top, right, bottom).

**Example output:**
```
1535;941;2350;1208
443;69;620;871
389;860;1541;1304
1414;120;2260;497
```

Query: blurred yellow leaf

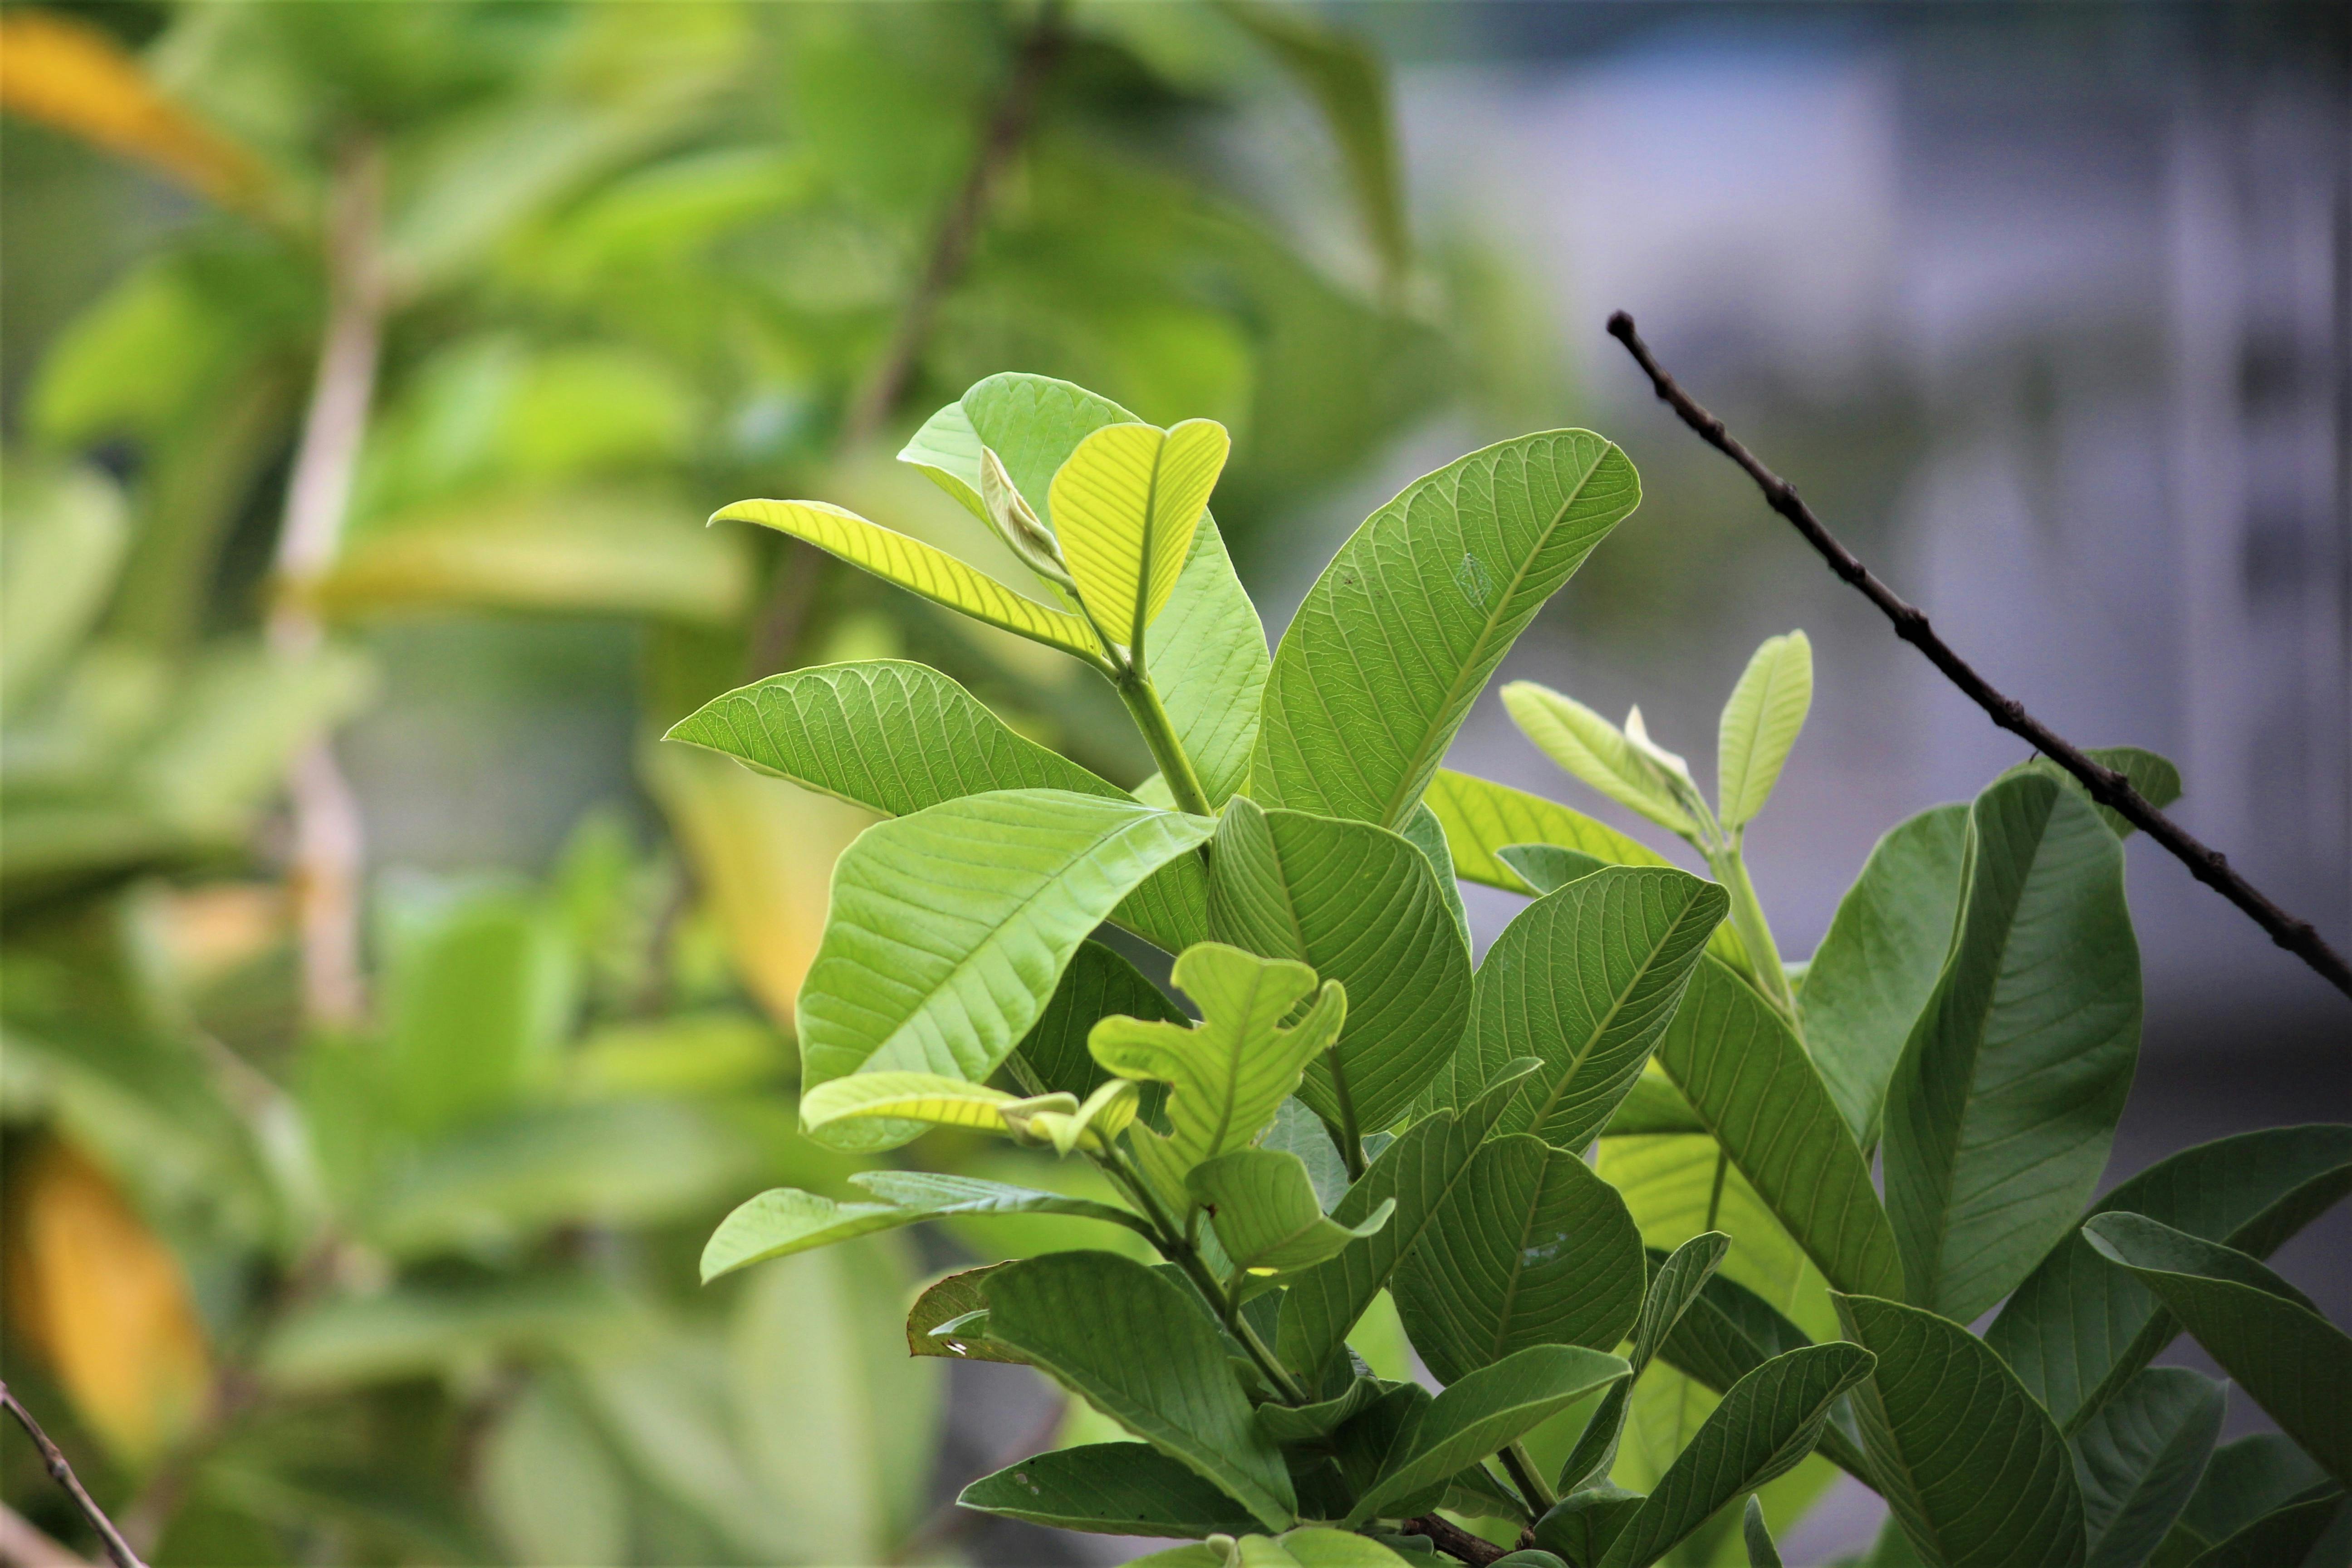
644;743;875;1028
6;1140;211;1465
0;10;272;215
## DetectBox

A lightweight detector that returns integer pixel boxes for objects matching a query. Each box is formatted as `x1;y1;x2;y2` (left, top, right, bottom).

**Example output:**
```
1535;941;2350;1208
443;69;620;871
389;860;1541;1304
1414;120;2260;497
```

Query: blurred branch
269;139;389;1028
0;1503;97;1568
1606;310;2352;1003
0;1386;146;1568
1401;1512;1512;1566
840;0;1070;450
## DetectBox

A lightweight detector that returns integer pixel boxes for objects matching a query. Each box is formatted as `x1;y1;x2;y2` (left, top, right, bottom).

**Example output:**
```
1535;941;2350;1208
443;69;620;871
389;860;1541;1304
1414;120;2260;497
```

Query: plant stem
1705;1147;1730;1232
1116;671;1215;817
1707;841;1794;1021
1325;1057;1367;1181
1501;1440;1557;1514
1;1384;146;1568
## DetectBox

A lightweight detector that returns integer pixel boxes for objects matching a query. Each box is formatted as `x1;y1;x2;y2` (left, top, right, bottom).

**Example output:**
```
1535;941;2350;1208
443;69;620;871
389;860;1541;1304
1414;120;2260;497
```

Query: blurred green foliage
0;1;1549;1561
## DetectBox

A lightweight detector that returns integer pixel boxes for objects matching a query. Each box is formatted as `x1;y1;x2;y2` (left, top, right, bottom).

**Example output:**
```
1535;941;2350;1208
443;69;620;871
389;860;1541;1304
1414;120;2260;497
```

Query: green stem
1705;1147;1730;1231
1326;1054;1367;1181
1708;840;1795;1021
1116;672;1214;818
1502;1441;1557;1515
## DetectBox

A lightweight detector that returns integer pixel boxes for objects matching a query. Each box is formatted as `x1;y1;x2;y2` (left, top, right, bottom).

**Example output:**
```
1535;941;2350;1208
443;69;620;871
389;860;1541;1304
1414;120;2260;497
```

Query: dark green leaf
2177;1435;2331;1549
1596;1342;1874;1568
1798;803;1968;1149
1654;958;1905;1299
700;1171;1143;1281
1392;1133;1646;1385
1598;1073;1705;1137
2080;1214;2352;1486
958;1442;1262;1538
1254;1377;1383;1446
1999;745;2184;842
1882;774;2141;1324
2071;1367;2225;1568
1253;431;1641;831
1744;1495;1784;1568
1557;1232;1729;1494
1275;1060;1541;1382
1345;1344;1629;1526
906;1264;1024;1363
985;1250;1296;1529
1835;1293;2087;1568
1011;939;1183;1114
1426;865;1725;1154
2179;1490;2344;1568
1534;1484;1645;1568
1985;1124;2352;1434
1209;796;1474;1137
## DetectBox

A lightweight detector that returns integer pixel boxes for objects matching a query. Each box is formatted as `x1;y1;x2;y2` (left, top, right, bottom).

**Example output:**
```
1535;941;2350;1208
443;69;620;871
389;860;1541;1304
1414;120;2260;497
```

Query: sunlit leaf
1187;1147;1395;1274
1049;418;1230;652
1421;768;1672;893
1714;631;1813;830
1503;681;1696;837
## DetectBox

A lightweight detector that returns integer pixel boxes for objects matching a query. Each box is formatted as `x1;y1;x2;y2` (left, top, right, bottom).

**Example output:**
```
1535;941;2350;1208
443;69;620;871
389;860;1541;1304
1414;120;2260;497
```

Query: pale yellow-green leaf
1016;1078;1142;1156
1047;419;1231;653
712;497;1106;663
1503;681;1697;836
1421;767;1675;892
1716;631;1813;829
798;1072;1034;1136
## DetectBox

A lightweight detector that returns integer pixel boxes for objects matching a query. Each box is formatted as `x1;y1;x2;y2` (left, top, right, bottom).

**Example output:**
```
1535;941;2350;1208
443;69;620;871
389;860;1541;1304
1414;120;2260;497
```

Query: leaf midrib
1520;881;1704;1134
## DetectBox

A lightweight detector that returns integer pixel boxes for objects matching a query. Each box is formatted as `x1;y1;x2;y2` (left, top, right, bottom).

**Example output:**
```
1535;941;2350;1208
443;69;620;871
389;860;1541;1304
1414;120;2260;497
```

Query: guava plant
669;373;2350;1568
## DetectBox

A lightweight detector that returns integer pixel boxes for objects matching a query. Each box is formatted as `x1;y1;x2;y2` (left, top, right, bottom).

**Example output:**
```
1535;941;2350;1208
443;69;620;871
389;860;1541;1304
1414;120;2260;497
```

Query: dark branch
1401;1513;1512;1565
1605;310;2352;1003
0;1384;147;1568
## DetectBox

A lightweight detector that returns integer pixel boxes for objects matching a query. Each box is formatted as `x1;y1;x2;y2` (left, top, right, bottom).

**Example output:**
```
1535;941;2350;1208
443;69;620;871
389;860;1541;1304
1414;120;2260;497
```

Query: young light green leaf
1090;942;1345;1190
1798;803;1970;1149
2070;1367;2226;1568
1715;632;1813;829
800;1070;1035;1133
1653;958;1905;1300
1421;768;1673;893
984;1250;1296;1529
1012;940;1184;1117
959;1442;1264;1538
1596;1341;1876;1568
711;499;1107;665
1401;800;1473;947
1345;1344;1631;1527
896;397;988;518
700;1174;1142;1283
1502;681;1697;837
1209;797;1472;1139
1882;773;2143;1325
1424;865;1725;1153
1985;1124;2352;1435
1392;1133;1646;1386
1744;1495;1784;1568
1556;1232;1730;1494
1835;1293;2089;1568
1188;1148;1396;1275
663;662;1208;956
2080;1214;2352;1486
1048;418;1230;654
1274;1060;1541;1382
1254;430;1642;831
797;790;1210;1147
960;371;1268;808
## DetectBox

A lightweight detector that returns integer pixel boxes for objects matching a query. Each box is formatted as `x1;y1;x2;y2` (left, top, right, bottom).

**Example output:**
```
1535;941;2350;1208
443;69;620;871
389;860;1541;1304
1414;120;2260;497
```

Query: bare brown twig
1606;310;2352;1002
1401;1511;1511;1565
0;1385;146;1568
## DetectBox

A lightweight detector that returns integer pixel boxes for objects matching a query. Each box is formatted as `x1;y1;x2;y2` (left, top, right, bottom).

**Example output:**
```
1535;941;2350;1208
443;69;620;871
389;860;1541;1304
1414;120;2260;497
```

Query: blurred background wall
2;3;2345;1566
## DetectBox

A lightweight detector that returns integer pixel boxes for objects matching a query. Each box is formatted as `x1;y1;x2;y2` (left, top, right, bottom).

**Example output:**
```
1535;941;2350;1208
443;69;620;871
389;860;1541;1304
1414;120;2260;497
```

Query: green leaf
984;1250;1296;1529
1497;843;1610;893
1654;958;1905;1300
1422;768;1672;894
699;1171;1144;1282
0;457;127;713
958;1442;1264;1538
907;1264;1024;1363
1424;865;1725;1153
1130;1529;1422;1568
2179;1491;2345;1568
1599;1071;1705;1137
1254;430;1642;831
1798;804;1970;1149
959;372;1268;809
797;789;1212;1146
1392;1133;1646;1386
1209;797;1473;1138
1501;681;1697;838
712;497;1108;664
897;397;989;518
1014;939;1185;1113
1557;1232;1730;1494
1091;941;1346;1192
800;1070;1033;1134
1715;632;1813;829
1999;745;2185;842
1536;1485;1646;1567
1835;1293;2088;1568
2071;1367;2226;1568
1049;418;1230;653
663;662;1208;955
1985;1124;2352;1434
1346;1344;1631;1527
1596;1342;1875;1568
1401;800;1473;948
1275;1060;1541;1382
1744;1495;1784;1568
2170;1434;2331;1559
1882;773;2141;1324
2080;1214;2352;1487
1254;1377;1383;1446
1188;1147;1396;1274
